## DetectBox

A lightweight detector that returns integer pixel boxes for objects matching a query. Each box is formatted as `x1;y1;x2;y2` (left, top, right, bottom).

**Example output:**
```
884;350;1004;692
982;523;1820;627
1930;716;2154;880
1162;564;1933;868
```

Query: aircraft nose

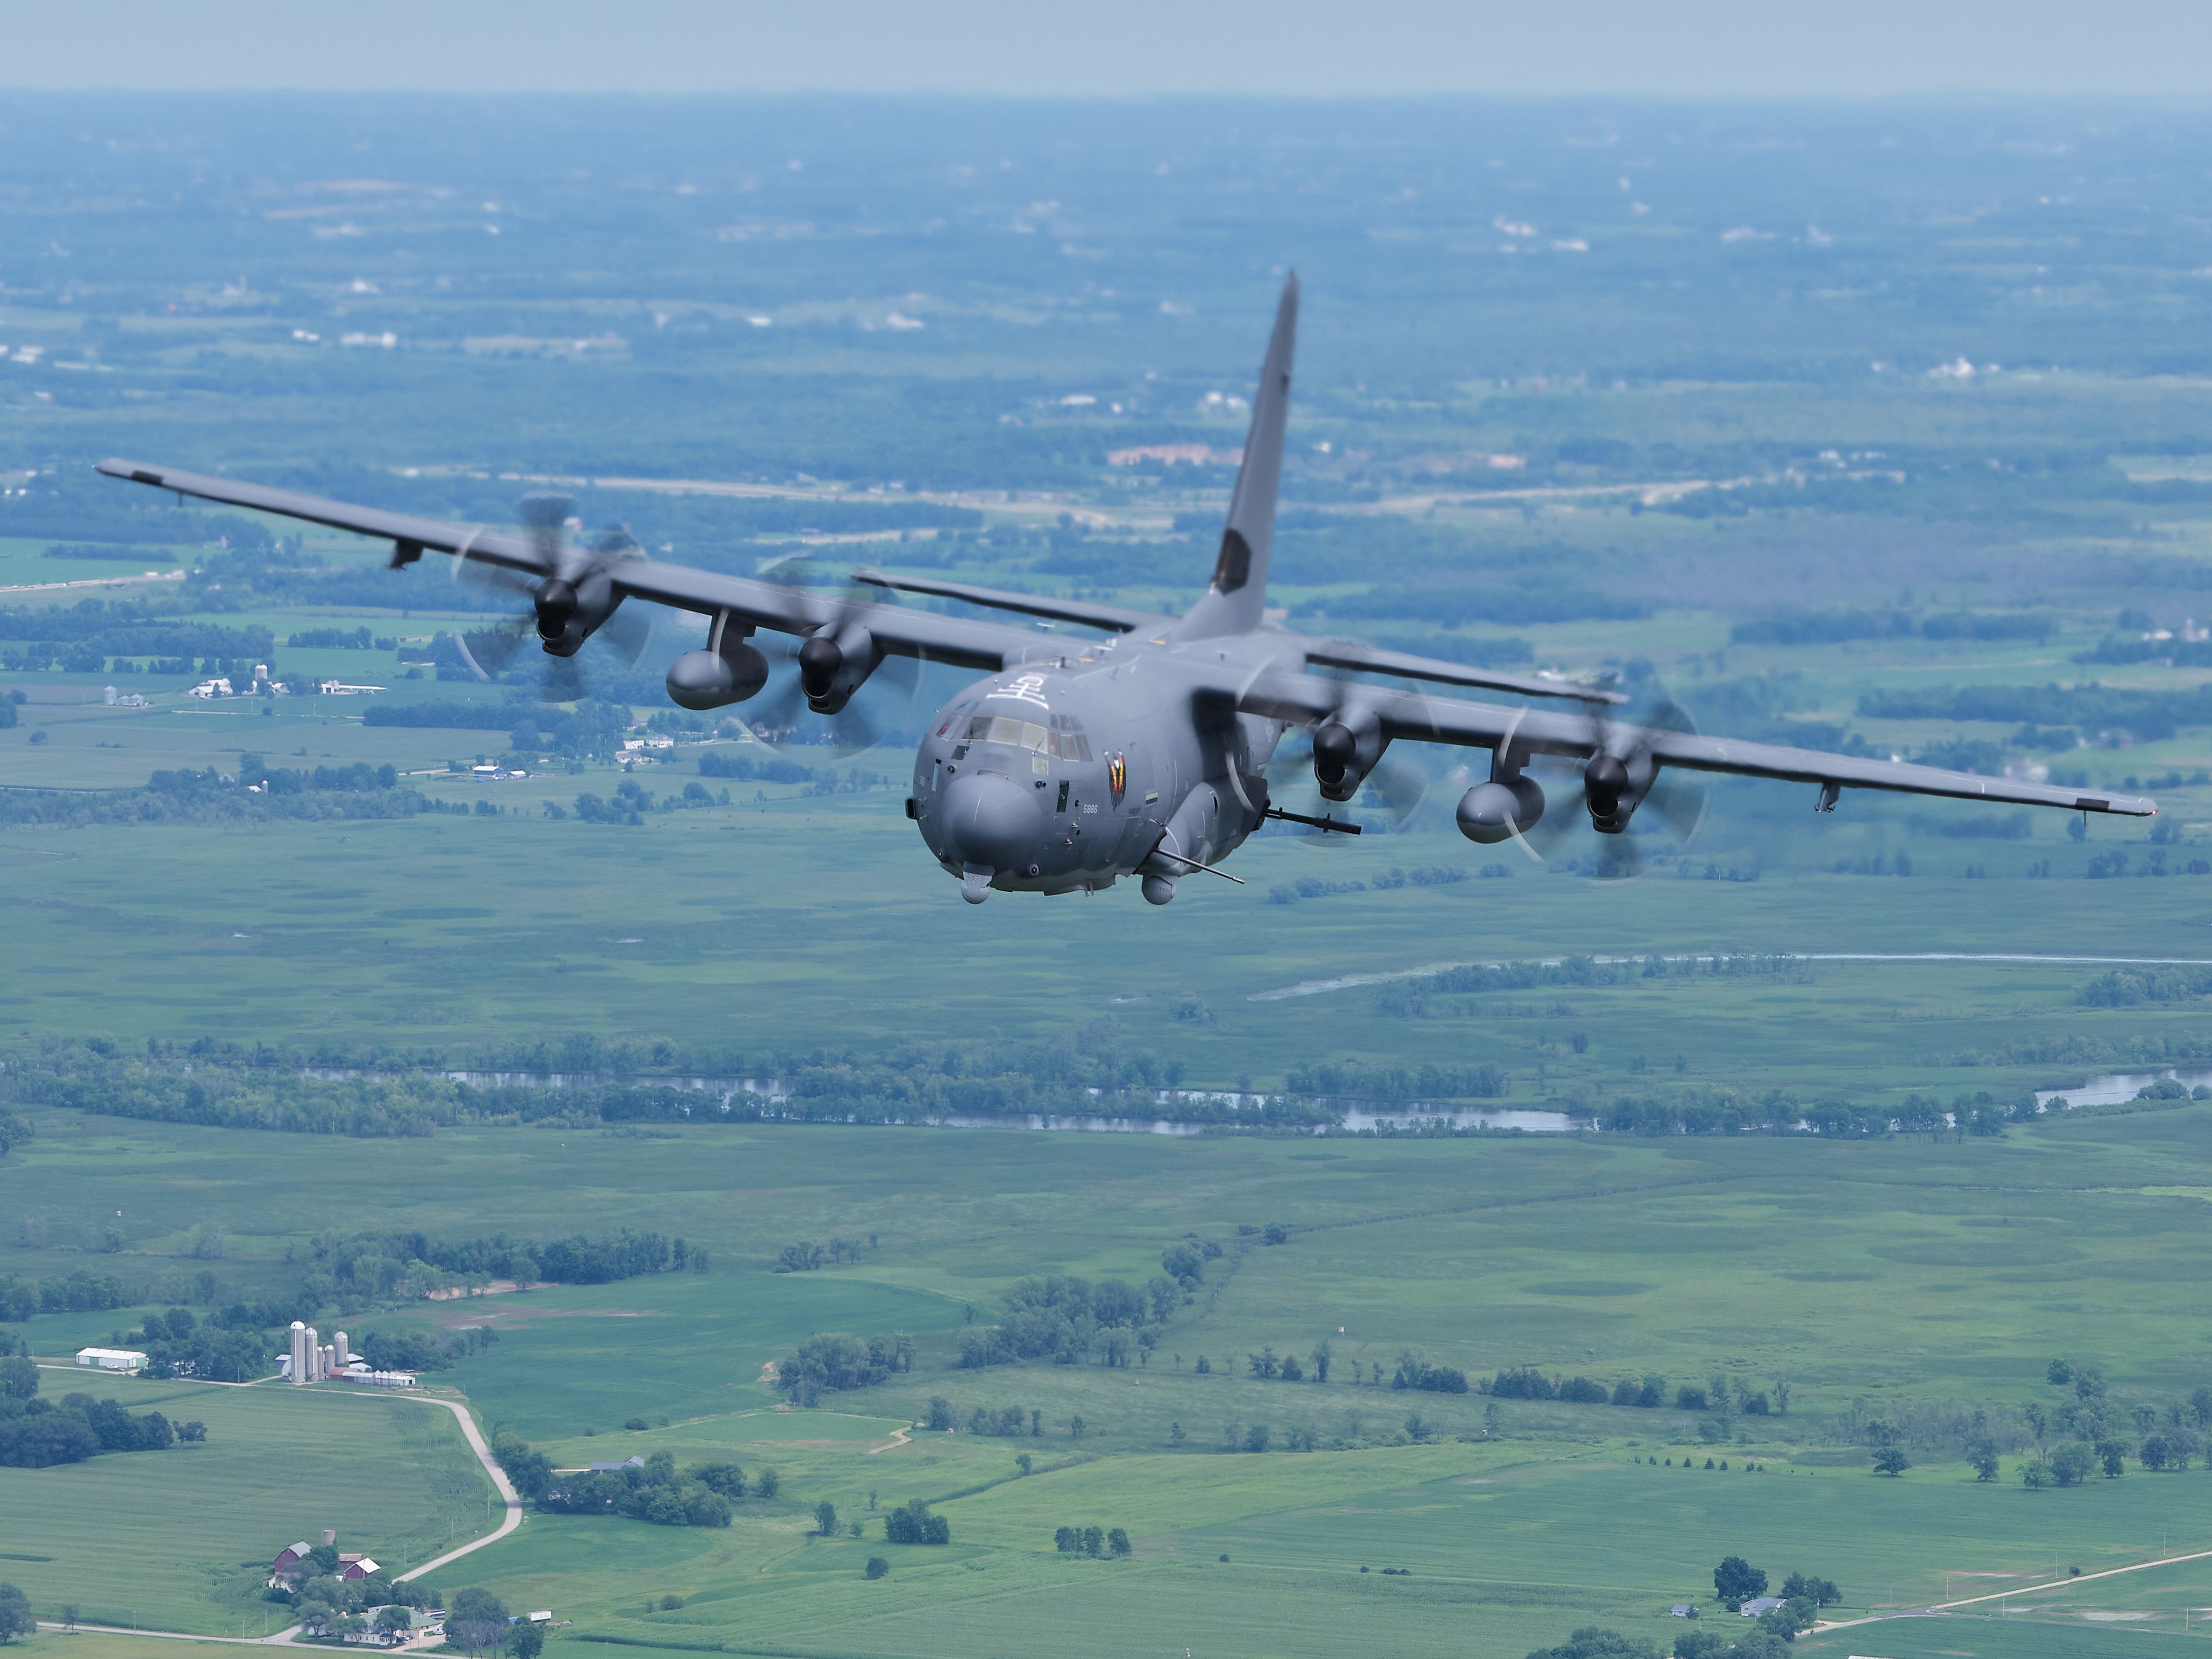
941;771;1044;872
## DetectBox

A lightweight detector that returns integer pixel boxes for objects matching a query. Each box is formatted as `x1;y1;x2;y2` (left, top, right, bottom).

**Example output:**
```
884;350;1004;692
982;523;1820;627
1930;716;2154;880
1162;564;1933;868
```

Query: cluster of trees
882;1500;950;1545
0;763;464;830
698;750;814;784
124;1307;269;1382
958;1266;1193;1370
773;1236;871;1272
0;1267;134;1321
540;1448;738;1527
1285;1060;1508;1100
285;626;384;650
443;1589;545;1659
1053;1525;1131;1556
0;1365;201;1467
0;598;275;672
1731;606;2052;646
1394;1353;1470;1394
777;1331;914;1405
1859;680;2212;745
2081;966;2212;1006
0;1109;31;1160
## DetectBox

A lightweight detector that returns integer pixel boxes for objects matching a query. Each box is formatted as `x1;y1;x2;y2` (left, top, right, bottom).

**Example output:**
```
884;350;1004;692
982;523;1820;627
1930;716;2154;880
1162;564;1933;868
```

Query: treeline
0;767;465;830
366;695;632;762
1285;1061;1509;1100
0;598;274;670
1594;1087;2021;1139
0;1362;202;1468
319;1227;687;1296
9;1035;1335;1136
1732;608;2054;646
2080;966;2212;1006
0;1267;136;1321
124;1307;271;1382
1858;681;2212;743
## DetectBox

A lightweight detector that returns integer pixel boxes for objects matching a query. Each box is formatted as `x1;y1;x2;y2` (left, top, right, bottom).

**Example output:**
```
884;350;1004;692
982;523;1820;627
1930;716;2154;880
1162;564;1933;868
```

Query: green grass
400;1432;2212;1659
0;1379;494;1635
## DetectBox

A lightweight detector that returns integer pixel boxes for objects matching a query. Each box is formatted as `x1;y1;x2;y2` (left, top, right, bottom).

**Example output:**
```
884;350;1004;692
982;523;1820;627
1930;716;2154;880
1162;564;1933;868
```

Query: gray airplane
100;275;2153;905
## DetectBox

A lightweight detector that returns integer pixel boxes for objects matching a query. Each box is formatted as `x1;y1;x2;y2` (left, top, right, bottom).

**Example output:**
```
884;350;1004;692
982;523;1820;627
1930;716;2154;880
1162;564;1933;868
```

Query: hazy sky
11;0;2212;97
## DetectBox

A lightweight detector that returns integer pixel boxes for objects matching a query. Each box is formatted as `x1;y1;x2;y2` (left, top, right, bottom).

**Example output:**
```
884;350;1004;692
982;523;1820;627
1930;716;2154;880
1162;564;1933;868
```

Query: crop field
14;91;2212;1659
0;1378;492;1636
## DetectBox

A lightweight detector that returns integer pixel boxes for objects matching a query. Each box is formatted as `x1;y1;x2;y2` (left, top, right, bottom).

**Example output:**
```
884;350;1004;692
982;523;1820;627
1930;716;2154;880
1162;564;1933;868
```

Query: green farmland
0;1379;492;1636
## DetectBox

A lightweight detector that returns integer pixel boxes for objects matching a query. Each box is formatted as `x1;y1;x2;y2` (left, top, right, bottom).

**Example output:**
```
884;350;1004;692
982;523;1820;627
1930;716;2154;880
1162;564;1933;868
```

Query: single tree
1311;1340;1332;1384
508;1623;545;1659
815;1501;838;1535
1245;1423;1271;1452
1069;1415;1085;1440
1965;1439;1999;1482
1108;1528;1132;1556
2095;1438;2128;1478
1081;1526;1104;1558
2047;1358;2073;1386
1871;1448;1909;1477
1015;1452;1033;1475
0;1585;29;1646
1054;1526;1078;1553
1713;1556;1767;1611
865;1558;888;1580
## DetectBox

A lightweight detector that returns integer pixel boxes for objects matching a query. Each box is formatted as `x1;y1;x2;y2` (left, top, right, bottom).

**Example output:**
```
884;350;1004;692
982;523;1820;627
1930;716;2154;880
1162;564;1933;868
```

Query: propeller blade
456;618;534;676
599;603;653;668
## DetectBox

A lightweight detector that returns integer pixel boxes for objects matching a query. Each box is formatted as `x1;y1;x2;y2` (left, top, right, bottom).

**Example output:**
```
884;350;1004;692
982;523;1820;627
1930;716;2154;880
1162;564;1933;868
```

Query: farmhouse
1740;1597;1787;1617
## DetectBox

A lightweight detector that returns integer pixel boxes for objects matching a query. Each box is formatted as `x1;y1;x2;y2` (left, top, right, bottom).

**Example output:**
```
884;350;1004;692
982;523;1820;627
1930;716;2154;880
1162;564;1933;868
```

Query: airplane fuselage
909;629;1298;903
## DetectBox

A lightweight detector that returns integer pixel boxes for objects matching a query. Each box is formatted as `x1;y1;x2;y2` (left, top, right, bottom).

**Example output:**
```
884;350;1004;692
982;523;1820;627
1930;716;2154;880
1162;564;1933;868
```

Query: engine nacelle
798;625;881;715
1584;754;1634;834
1457;776;1545;844
534;569;621;658
1312;707;1385;803
665;641;770;710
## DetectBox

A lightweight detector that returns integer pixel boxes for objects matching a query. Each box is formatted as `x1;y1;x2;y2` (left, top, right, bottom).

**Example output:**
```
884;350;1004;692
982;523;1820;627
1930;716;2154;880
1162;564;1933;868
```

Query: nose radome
941;771;1044;871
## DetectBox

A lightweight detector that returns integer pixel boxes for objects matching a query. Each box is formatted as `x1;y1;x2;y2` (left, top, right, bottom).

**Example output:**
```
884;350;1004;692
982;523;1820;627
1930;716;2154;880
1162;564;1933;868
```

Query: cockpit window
960;713;1091;761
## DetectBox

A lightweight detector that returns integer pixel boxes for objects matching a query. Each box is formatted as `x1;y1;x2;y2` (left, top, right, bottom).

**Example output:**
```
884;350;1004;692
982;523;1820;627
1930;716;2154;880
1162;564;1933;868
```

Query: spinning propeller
1485;684;1708;879
732;555;919;758
451;493;654;699
1250;670;1441;848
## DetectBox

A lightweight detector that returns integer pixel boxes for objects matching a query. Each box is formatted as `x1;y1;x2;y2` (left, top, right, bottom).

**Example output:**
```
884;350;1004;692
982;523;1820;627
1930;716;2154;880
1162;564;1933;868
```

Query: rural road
1814;1542;2212;1633
22;1383;519;1646
390;1392;524;1582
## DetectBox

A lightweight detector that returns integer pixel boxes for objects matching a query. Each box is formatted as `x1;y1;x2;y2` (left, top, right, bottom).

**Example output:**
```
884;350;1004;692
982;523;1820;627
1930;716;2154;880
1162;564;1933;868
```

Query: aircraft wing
850;570;1177;635
1233;671;2157;817
97;459;1050;672
1303;639;1624;706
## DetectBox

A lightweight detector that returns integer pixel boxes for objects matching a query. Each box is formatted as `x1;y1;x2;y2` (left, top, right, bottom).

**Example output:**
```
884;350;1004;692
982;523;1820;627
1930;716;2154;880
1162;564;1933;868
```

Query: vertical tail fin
1172;273;1297;640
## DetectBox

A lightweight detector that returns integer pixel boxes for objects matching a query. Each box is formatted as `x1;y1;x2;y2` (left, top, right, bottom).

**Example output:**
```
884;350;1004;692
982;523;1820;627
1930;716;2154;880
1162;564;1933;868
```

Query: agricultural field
9;91;2212;1659
0;1377;492;1636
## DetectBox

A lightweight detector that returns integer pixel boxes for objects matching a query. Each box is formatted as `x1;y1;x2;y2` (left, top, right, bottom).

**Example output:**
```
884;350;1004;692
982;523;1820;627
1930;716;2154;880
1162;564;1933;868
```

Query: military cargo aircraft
100;276;2153;905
